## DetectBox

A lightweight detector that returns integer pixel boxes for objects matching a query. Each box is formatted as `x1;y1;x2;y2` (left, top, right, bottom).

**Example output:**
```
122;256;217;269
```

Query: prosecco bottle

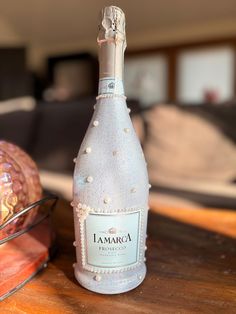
72;6;149;294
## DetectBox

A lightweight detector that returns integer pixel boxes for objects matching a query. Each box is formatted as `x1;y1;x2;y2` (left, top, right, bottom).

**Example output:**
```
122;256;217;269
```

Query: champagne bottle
72;6;149;294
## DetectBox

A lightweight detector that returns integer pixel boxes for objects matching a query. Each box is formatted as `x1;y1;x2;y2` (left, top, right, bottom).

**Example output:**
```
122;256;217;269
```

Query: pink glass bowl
0;141;42;238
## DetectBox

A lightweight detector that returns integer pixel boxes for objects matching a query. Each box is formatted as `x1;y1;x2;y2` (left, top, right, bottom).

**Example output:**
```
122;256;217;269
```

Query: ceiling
0;0;236;44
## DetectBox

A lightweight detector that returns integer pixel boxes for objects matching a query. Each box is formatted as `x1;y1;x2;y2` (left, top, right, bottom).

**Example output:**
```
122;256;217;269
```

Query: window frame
126;37;236;103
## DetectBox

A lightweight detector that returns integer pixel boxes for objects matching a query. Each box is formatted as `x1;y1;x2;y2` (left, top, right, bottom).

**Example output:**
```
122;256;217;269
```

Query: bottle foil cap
98;6;126;48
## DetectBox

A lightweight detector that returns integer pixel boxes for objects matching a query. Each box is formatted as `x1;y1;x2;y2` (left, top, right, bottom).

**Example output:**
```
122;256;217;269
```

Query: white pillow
0;97;36;114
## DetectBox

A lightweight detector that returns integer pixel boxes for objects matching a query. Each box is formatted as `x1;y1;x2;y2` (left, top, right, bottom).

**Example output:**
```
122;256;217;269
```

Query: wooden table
2;199;236;314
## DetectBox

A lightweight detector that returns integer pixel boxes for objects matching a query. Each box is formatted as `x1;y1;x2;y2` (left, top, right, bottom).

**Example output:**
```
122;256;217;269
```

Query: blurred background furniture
1;97;236;211
0;48;34;100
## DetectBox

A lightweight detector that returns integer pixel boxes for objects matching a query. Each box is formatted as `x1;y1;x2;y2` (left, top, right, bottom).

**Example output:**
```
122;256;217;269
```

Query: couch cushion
144;105;236;185
0;113;37;152
0;97;37;151
32;98;142;173
31;98;95;173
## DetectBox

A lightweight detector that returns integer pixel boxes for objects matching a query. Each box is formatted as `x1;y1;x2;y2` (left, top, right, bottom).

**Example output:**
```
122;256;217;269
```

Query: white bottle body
73;96;149;294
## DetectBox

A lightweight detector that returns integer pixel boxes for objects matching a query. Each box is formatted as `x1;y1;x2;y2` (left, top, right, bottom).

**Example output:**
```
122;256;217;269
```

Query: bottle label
81;210;142;272
98;77;124;95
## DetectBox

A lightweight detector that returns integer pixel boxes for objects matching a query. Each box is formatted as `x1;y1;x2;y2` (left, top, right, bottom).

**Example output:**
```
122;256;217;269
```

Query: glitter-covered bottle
72;6;149;294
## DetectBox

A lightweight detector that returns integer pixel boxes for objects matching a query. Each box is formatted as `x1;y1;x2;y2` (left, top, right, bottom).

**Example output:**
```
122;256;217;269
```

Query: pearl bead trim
84;147;92;154
73;202;92;221
86;176;93;183
94;274;102;282
103;197;111;204
72;201;148;215
92;120;99;127
71;201;148;274
96;94;127;100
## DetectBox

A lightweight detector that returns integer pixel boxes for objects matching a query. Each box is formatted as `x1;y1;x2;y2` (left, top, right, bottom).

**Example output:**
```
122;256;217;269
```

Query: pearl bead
73;263;76;268
70;201;75;207
104;197;111;204
124;128;130;133
148;184;152;189
85;147;92;154
86;176;93;183
94;275;102;282
131;187;137;193
93;120;99;127
73;158;77;163
127;108;131;113
94;105;96;110
73;241;77;247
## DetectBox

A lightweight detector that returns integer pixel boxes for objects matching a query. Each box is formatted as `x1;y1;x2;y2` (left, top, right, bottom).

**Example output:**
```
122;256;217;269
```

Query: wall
0;17;23;45
0;14;236;74
27;17;236;73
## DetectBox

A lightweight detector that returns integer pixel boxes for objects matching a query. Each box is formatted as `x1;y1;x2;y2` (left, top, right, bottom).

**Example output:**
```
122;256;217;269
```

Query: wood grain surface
1;199;236;314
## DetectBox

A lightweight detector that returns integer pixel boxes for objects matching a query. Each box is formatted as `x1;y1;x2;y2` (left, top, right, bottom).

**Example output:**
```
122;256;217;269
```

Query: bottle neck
98;40;125;96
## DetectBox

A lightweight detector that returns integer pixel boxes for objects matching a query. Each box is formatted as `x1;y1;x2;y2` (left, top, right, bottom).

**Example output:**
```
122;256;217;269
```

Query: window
177;47;235;104
124;55;168;107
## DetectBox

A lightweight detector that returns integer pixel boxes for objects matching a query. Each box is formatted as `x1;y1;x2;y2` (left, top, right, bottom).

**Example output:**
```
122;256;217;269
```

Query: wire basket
0;194;58;245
